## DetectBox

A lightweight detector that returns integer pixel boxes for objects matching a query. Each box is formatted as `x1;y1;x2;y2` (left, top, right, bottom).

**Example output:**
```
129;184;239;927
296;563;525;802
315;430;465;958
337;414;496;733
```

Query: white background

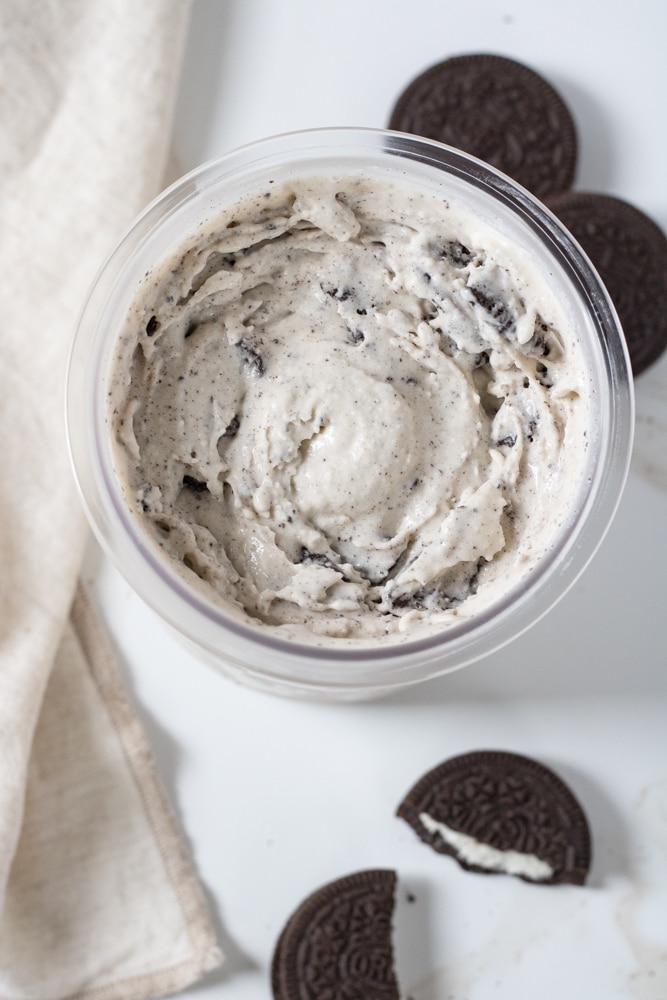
84;1;667;997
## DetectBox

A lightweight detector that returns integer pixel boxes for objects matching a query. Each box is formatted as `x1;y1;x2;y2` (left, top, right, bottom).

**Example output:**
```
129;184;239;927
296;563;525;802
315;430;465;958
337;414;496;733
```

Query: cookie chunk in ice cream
109;173;590;643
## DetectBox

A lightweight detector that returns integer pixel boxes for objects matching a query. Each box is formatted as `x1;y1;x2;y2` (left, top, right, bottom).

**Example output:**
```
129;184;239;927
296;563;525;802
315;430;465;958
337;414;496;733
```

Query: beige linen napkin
0;1;223;996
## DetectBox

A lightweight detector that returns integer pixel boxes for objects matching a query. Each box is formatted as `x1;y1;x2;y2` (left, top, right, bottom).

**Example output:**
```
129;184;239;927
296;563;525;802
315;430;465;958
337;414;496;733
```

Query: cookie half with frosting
397;750;591;885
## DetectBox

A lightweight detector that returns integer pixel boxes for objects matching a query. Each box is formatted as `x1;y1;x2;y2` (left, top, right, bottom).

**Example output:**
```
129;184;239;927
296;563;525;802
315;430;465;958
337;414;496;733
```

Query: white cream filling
419;811;554;881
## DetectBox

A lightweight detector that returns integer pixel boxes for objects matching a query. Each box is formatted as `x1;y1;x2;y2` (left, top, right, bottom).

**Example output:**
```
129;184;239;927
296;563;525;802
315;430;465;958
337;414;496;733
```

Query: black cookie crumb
145;315;159;336
182;474;208;493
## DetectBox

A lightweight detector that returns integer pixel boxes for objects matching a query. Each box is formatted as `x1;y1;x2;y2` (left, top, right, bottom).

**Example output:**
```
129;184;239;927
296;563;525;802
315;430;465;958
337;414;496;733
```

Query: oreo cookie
271;869;400;999
388;54;577;199
546;191;667;375
397;750;591;885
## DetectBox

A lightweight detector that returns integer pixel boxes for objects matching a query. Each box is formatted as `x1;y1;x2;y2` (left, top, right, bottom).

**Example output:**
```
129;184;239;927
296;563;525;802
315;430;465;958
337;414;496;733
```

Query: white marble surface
83;1;667;996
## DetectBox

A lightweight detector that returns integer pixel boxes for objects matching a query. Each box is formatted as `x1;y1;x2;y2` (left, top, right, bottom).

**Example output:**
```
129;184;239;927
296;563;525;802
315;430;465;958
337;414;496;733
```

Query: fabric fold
0;588;222;1000
0;1;223;995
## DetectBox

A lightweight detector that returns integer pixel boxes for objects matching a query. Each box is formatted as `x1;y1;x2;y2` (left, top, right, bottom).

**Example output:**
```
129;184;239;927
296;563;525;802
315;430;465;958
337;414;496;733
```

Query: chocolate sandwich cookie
271;869;400;1000
388;53;577;200
546;191;667;375
397;750;591;885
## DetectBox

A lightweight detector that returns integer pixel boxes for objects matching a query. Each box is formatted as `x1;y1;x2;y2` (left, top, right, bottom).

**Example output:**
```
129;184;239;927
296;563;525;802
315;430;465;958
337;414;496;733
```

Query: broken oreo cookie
271;869;400;999
546;191;667;375
397;750;591;885
388;53;577;199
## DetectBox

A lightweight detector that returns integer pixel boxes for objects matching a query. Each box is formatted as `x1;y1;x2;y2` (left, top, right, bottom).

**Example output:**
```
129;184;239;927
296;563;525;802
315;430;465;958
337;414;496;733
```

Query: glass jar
66;128;633;699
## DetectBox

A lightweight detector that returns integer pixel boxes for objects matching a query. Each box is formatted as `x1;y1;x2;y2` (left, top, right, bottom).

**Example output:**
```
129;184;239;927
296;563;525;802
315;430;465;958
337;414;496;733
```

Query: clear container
66;127;633;700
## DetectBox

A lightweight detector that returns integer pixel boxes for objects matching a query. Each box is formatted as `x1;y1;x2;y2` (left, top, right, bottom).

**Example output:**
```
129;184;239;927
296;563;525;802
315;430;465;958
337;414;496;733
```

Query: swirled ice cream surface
109;173;590;643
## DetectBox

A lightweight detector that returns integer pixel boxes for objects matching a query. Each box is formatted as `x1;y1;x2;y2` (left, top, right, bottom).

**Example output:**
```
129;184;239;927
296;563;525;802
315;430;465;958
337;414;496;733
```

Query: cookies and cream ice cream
108;172;591;644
